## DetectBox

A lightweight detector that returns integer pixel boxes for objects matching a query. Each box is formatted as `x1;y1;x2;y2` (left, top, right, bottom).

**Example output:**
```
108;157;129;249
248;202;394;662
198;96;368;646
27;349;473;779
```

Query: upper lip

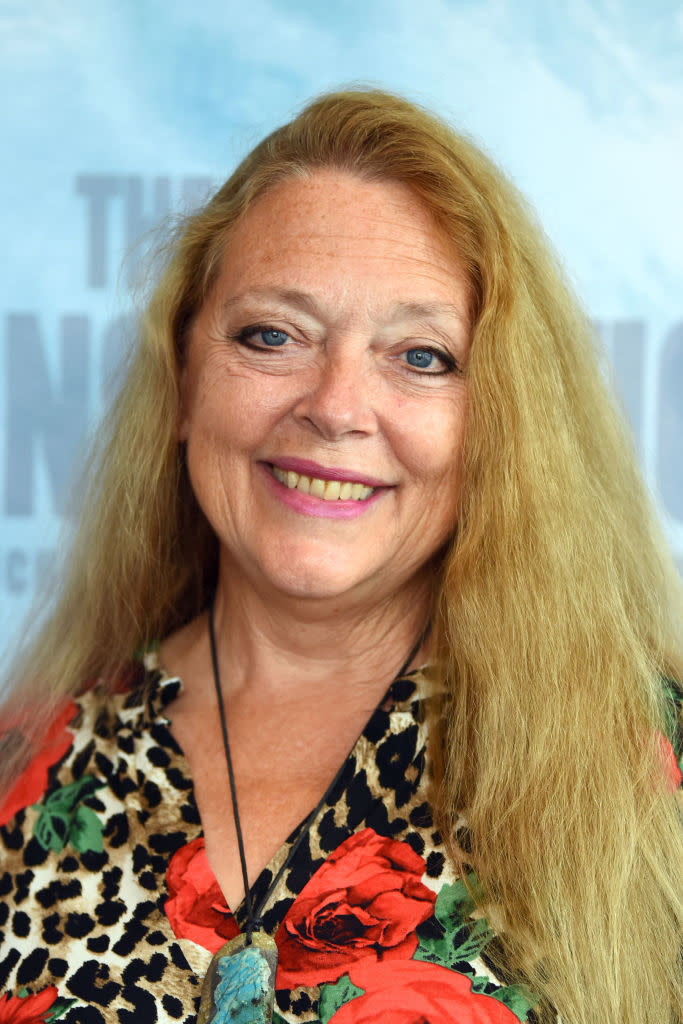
266;457;391;488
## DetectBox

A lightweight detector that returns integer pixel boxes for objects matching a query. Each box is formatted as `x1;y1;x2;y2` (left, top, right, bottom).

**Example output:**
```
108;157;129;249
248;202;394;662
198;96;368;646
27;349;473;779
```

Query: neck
207;554;433;704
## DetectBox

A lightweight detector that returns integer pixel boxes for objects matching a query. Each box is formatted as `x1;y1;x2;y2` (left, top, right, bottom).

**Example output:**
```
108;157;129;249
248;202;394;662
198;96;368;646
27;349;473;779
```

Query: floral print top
1;657;679;1024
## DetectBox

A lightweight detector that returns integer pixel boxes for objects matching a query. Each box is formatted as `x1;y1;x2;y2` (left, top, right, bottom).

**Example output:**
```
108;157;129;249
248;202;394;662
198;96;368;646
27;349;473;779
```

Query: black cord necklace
197;596;426;1024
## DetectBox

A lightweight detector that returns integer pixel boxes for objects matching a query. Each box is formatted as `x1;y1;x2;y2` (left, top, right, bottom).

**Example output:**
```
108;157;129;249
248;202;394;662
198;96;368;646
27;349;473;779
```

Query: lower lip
262;465;386;519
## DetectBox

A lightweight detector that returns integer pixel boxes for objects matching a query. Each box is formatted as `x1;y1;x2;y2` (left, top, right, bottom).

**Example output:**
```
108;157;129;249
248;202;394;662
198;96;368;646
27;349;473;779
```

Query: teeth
271;466;374;501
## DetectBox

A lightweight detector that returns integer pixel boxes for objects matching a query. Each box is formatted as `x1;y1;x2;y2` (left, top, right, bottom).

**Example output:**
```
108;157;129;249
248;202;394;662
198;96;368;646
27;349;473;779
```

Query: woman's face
179;170;472;608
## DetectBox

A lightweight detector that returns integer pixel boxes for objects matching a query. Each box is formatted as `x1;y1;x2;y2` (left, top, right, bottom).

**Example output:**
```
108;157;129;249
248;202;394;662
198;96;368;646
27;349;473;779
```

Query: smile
271;466;374;501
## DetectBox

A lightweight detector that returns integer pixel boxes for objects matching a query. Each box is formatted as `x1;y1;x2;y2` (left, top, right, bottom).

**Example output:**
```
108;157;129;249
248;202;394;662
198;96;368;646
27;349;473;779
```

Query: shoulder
0;658;160;828
0;698;79;827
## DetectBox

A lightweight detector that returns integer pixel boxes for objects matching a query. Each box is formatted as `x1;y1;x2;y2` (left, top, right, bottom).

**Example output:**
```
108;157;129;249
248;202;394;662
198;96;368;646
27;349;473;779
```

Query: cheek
183;369;259;446
394;397;467;491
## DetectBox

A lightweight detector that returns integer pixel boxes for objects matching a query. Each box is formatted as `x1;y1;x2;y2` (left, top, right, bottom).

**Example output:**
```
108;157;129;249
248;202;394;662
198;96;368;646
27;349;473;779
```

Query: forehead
212;170;470;315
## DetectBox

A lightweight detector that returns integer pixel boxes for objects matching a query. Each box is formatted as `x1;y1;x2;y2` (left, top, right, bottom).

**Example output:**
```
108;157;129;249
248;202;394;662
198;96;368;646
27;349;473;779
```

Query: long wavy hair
3;89;682;1024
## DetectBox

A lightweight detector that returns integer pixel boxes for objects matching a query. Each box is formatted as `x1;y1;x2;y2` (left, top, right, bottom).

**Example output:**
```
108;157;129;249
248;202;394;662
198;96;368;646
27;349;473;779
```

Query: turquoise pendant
197;931;278;1024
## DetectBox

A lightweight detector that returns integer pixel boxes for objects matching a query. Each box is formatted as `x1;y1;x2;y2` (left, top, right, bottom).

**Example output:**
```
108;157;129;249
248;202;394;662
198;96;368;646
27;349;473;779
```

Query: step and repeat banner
2;1;682;652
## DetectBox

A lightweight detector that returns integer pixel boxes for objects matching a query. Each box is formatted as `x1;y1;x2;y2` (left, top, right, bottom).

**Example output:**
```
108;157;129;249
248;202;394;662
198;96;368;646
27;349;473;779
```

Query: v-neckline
139;657;431;934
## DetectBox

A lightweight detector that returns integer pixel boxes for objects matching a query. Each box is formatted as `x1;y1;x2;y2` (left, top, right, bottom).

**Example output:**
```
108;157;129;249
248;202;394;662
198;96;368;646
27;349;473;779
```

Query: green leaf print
45;997;78;1021
451;915;495;962
413;877;539;1022
414;876;492;967
662;678;682;773
318;974;365;1024
435;874;480;919
491;983;539;1021
33;775;106;854
69;804;105;853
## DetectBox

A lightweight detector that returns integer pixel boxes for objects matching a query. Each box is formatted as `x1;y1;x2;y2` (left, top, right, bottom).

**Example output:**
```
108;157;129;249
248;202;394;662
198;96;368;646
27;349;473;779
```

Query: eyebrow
219;288;322;319
219;289;469;326
385;300;469;326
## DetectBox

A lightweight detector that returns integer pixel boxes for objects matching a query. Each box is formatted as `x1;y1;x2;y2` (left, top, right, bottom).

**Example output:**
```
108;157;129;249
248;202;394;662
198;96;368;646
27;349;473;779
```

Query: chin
269;570;367;603
254;549;377;603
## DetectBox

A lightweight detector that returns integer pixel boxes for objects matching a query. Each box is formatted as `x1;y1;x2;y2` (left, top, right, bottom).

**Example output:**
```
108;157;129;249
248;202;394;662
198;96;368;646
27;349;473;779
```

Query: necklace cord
208;597;429;941
209;597;256;942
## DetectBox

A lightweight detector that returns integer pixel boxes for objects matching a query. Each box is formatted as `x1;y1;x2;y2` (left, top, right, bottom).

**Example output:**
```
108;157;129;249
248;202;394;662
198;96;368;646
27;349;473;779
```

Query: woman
0;89;680;1024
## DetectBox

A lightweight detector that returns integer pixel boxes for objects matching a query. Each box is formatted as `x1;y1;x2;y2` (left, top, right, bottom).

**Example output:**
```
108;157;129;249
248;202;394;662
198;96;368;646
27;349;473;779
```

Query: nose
293;343;379;441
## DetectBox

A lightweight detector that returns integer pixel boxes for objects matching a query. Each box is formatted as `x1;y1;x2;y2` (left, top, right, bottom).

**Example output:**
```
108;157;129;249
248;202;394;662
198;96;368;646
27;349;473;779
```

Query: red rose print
656;731;682;791
0;986;59;1024
275;828;436;988
165;837;239;953
331;960;519;1024
0;702;77;827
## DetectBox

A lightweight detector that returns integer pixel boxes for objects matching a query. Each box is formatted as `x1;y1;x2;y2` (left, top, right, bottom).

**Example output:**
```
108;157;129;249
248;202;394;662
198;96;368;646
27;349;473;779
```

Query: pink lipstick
268;457;389;489
259;462;389;519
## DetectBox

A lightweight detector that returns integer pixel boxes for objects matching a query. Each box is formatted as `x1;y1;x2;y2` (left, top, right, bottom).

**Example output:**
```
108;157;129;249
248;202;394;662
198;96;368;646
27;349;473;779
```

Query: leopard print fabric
0;658;549;1024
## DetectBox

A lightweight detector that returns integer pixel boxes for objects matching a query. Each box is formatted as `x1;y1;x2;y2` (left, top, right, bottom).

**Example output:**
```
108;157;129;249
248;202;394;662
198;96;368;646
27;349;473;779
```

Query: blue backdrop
2;0;682;651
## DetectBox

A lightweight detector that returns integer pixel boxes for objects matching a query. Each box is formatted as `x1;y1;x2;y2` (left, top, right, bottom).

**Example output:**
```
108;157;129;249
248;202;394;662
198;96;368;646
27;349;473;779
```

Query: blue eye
259;328;289;346
403;347;457;374
405;348;436;369
235;326;290;349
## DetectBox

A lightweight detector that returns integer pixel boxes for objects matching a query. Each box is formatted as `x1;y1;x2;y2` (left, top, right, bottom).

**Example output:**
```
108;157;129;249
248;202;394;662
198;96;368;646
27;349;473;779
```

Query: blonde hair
3;89;682;1024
